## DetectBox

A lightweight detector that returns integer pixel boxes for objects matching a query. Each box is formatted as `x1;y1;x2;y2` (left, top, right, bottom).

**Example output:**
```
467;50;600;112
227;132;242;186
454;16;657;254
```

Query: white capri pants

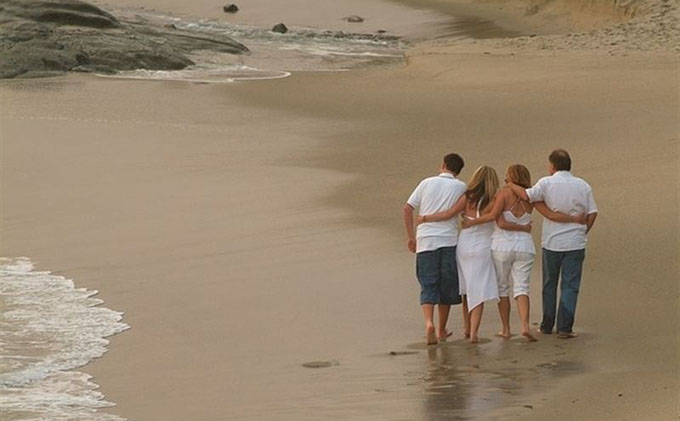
491;251;534;298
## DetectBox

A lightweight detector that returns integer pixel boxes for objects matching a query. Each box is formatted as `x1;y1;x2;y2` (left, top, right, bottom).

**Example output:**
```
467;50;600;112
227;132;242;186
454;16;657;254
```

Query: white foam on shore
99;65;292;83
0;257;129;420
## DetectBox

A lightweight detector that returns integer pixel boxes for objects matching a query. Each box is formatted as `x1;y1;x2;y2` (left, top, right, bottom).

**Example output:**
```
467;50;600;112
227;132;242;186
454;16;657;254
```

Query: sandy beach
1;0;678;420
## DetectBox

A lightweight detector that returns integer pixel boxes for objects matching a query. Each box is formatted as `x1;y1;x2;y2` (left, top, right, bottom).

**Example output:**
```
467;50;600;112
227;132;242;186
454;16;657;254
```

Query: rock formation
0;0;249;78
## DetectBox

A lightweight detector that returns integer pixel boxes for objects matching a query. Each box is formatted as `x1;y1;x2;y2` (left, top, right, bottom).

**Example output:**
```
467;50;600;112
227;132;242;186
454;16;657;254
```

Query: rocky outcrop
0;0;249;78
223;4;239;13
8;0;122;28
486;0;678;52
344;15;364;23
271;23;288;33
480;0;664;29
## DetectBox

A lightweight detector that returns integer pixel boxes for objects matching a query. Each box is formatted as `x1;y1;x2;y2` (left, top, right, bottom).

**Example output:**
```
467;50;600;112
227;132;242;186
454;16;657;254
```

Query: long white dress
457;206;500;311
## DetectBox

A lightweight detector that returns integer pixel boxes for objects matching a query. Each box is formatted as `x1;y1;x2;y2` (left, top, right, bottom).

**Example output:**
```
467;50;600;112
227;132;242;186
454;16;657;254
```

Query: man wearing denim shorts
403;154;467;345
508;149;598;338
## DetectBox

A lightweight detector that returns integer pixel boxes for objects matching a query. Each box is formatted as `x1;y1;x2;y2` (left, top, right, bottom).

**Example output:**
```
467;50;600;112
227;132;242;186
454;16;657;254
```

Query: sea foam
0;258;129;420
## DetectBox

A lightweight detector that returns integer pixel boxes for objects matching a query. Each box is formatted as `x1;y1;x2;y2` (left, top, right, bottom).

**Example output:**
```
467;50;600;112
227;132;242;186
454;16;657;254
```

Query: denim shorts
416;246;462;305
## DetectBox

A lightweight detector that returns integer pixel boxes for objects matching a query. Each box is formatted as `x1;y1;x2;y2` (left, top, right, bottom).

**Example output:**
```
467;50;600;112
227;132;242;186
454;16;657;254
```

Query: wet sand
1;1;678;420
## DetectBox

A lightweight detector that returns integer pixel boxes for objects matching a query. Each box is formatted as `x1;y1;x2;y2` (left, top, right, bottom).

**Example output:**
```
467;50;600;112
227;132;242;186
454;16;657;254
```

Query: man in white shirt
403;153;467;345
508;149;598;338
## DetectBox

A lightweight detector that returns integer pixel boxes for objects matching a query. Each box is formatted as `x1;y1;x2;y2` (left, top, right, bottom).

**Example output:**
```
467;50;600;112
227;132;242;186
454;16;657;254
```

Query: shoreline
1;0;678;419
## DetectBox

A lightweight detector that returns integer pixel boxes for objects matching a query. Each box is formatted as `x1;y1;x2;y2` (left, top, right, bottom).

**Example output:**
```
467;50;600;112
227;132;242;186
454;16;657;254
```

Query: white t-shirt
407;173;467;253
525;171;598;252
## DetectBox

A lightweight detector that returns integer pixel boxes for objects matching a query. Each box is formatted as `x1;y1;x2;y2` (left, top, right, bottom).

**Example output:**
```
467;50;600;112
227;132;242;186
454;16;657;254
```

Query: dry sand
1;0;678;420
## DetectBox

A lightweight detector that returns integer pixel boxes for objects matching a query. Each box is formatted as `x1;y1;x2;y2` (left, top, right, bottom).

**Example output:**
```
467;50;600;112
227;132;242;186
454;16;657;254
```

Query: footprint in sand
302;360;339;368
535;362;558;369
389;351;419;356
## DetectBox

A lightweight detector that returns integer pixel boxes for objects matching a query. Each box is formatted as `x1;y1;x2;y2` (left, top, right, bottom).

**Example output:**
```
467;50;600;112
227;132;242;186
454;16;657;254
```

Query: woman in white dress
420;166;505;343
461;165;586;342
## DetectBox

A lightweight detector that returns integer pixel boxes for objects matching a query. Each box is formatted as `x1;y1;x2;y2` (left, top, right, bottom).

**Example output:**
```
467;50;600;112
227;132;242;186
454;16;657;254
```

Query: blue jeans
541;248;586;334
416;246;462;305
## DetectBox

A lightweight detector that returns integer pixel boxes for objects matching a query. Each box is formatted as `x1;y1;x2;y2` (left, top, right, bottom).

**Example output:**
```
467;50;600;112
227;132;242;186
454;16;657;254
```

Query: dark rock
41;55;74;71
223;3;238;13
32;9;120;28
74;51;89;64
376;29;386;33
271;23;288;33
345;15;364;23
7;0;123;28
0;0;249;78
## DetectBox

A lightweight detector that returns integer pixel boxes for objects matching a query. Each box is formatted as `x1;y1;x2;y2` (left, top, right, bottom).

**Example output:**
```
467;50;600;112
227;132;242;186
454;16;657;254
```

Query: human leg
438;246;460;339
557;249;586;335
497;297;511;338
421;304;437;344
492;251;513;339
512;252;536;341
469;303;484;343
540;249;562;334
462;298;471;338
437;305;452;339
516;295;536;341
416;250;441;344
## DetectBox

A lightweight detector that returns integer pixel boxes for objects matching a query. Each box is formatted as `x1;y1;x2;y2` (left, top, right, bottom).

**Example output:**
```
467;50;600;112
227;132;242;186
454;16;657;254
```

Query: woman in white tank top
462;165;585;342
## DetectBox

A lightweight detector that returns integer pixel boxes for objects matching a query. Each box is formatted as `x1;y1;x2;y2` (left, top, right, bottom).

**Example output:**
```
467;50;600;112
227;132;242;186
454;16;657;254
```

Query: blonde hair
506;164;531;189
466;165;499;211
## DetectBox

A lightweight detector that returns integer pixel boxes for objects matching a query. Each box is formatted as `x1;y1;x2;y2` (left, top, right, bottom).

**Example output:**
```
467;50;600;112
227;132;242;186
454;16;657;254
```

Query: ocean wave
0;257;129;420
100;65;291;83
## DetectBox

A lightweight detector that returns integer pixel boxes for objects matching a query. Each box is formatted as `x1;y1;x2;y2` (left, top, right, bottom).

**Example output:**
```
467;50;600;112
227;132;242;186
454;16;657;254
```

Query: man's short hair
549;149;571;171
443;153;464;175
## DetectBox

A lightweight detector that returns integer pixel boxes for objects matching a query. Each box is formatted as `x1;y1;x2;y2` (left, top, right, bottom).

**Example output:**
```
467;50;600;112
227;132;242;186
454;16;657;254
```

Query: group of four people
403;149;597;345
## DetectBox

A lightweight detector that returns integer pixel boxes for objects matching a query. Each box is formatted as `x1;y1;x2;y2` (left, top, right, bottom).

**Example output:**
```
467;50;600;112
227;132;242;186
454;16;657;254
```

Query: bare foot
522;331;538;342
464;331;471;339
557;332;578;339
469;335;479;344
438;330;453;341
426;324;438;345
495;332;512;340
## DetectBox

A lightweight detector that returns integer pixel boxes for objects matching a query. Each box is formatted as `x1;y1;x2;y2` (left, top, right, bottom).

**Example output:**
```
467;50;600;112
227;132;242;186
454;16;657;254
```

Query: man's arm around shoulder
584;181;598;234
586;212;597;233
403;203;417;253
507;183;530;201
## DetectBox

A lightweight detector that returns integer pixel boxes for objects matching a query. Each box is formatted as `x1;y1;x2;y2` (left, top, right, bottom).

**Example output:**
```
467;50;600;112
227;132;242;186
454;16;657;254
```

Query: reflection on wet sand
405;336;587;420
